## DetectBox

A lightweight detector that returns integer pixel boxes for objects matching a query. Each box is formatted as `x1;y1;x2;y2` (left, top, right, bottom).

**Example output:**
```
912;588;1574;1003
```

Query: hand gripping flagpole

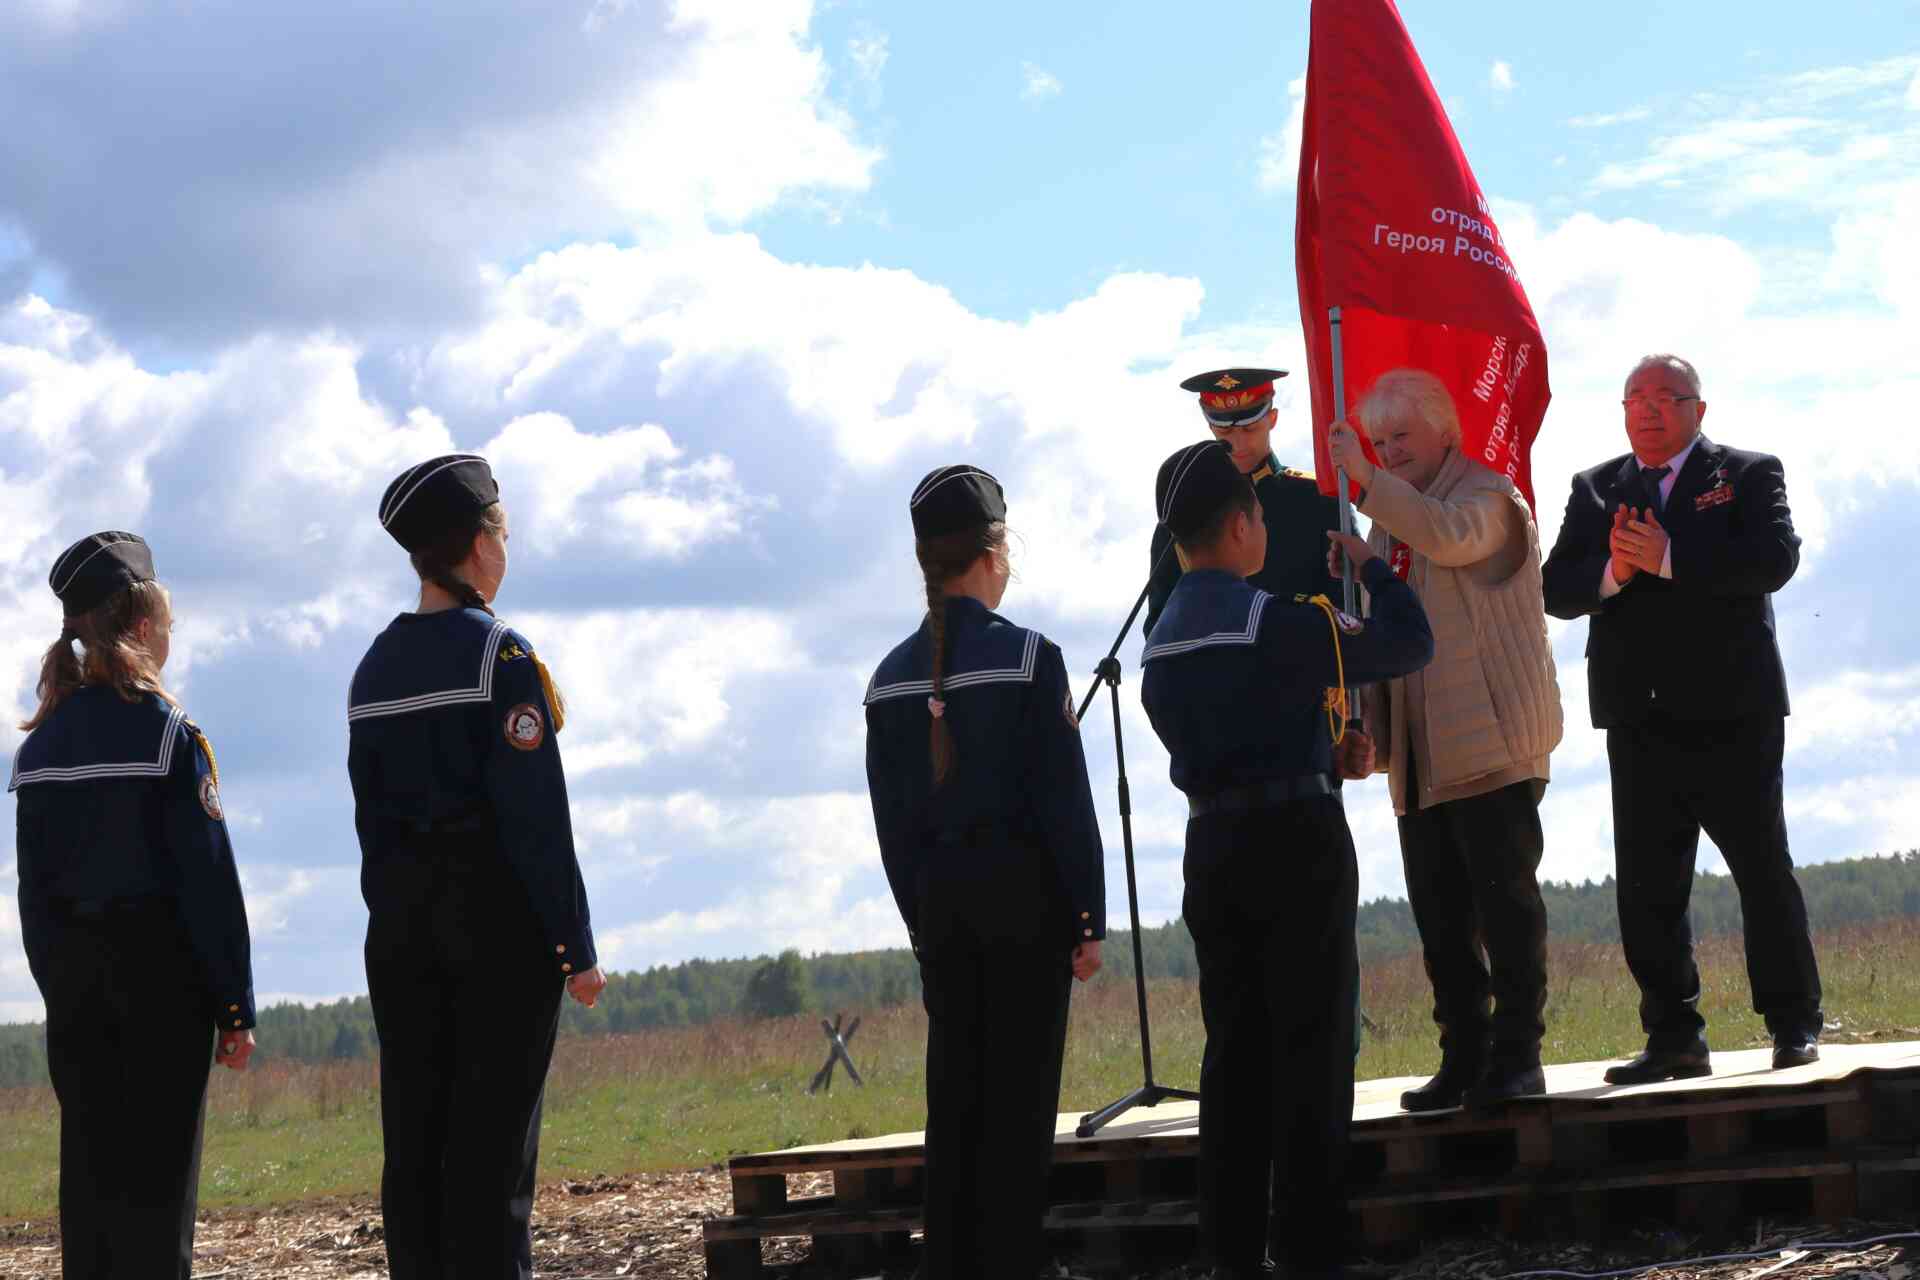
1329;305;1358;617
1072;538;1199;1139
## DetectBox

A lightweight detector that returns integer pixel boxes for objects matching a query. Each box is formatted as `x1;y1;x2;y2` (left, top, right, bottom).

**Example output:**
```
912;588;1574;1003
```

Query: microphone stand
1073;541;1199;1138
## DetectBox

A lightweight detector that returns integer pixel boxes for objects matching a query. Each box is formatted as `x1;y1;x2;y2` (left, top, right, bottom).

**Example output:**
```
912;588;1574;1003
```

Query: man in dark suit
1542;353;1823;1084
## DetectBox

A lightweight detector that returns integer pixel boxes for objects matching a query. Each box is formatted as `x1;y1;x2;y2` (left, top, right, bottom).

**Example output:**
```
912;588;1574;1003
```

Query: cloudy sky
3;0;1917;1022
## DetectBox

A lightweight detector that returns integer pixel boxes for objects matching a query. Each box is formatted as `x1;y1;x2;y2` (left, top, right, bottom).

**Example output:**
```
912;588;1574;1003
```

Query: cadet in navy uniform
1144;368;1341;638
348;455;606;1280
863;464;1107;1280
10;531;256;1280
1140;443;1433;1280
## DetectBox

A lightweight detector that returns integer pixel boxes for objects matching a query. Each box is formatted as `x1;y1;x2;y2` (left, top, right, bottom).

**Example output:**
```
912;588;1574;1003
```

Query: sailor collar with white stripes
348;616;512;723
863;608;1042;706
1141;573;1273;663
9;694;187;792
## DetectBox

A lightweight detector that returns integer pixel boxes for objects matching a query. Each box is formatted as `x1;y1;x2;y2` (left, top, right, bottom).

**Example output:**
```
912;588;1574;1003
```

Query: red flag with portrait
1294;0;1550;507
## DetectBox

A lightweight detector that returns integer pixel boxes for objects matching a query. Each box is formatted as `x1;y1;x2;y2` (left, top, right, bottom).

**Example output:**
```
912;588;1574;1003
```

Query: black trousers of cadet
36;899;213;1280
1183;796;1358;1276
914;838;1074;1280
1398;779;1549;1065
364;830;565;1280
1607;715;1823;1049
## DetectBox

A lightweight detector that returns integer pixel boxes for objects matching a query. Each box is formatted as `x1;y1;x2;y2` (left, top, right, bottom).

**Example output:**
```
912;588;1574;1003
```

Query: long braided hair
915;521;1008;788
410;502;506;615
19;581;176;732
408;501;568;722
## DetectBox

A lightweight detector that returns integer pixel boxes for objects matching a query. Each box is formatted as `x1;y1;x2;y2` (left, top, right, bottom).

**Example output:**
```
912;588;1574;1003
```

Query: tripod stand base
1075;1083;1202;1139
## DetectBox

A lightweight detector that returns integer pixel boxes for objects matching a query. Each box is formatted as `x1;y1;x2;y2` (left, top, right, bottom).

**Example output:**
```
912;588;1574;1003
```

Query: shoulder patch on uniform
498;639;529;663
1063;689;1079;730
199;773;224;821
504;702;545;751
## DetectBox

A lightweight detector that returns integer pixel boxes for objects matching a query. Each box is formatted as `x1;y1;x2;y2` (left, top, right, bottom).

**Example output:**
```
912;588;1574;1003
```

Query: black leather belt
1188;773;1333;818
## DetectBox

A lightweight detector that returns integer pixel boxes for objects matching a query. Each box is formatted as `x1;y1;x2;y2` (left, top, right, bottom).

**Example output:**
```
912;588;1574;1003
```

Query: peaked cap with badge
379;453;500;552
1146;369;1342;639
1180;367;1288;429
910;464;1007;539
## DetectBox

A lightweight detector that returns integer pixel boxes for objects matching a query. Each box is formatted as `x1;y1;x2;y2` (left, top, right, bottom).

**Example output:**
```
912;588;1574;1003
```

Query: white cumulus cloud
1256;74;1309;192
1022;62;1063;102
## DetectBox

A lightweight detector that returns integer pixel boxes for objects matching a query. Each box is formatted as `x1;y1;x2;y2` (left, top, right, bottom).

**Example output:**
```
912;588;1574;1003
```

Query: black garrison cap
909;464;1006;539
379;454;500;552
1179;366;1288;428
1156;441;1253;540
49;531;155;614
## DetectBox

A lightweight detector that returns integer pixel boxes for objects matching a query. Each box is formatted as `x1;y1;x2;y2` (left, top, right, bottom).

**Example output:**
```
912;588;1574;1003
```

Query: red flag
1295;0;1550;507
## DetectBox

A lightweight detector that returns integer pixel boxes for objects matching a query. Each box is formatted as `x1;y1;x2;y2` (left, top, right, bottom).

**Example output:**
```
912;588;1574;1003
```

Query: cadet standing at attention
1144;367;1341;638
863;464;1107;1280
348;455;607;1280
10;532;257;1280
1140;443;1433;1280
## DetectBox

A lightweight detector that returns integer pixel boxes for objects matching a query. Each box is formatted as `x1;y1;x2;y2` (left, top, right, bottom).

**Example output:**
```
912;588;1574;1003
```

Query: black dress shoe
1466;1062;1546;1106
1772;1037;1819;1069
1603;1045;1711;1085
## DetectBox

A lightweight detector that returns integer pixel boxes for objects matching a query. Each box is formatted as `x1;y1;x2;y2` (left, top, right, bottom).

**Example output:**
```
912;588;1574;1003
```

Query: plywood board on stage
732;1040;1920;1171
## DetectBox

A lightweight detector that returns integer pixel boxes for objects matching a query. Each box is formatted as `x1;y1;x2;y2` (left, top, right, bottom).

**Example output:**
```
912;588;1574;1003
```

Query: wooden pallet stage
702;1042;1920;1276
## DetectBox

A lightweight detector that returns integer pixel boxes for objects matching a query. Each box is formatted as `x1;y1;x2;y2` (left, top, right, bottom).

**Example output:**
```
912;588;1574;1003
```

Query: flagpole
1328;305;1357;616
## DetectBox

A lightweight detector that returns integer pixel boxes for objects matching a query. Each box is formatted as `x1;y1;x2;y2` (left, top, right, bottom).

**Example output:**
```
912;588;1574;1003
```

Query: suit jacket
1541;435;1798;728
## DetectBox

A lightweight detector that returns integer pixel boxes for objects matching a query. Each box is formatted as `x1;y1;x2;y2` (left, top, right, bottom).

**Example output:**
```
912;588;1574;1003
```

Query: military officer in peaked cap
1145;368;1342;639
1140;442;1434;1279
11;531;257;1279
348;454;606;1280
864;464;1107;1279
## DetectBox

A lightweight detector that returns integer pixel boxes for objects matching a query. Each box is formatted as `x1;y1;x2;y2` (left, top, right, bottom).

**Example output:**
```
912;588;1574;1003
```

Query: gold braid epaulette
532;653;566;733
186;720;219;788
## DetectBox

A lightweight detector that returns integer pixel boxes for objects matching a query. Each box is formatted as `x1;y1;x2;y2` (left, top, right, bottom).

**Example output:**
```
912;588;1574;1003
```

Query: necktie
1640;464;1672;515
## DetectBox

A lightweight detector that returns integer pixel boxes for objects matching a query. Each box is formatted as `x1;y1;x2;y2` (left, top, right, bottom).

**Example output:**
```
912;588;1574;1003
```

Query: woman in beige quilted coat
1329;367;1563;1112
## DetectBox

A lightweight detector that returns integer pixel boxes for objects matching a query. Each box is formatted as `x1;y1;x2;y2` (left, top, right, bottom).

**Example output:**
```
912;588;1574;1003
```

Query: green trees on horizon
1;850;1917;1087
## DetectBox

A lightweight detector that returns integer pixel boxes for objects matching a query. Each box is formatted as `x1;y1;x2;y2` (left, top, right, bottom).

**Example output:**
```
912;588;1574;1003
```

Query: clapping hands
1609;505;1668;582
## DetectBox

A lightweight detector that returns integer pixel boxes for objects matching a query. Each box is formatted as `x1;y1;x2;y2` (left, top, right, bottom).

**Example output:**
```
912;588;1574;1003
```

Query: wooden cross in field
808;1013;864;1094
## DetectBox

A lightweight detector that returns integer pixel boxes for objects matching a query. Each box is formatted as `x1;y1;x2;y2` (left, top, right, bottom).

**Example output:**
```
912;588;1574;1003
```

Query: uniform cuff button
1083;929;1094;937
556;945;566;954
562;963;573;973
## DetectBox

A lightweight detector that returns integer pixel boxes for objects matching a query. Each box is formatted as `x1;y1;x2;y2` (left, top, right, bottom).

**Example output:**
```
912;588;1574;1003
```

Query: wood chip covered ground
0;1172;1910;1279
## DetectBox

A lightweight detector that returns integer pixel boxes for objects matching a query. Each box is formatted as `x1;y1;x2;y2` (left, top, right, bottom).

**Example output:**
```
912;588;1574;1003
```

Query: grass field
3;919;1917;1224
